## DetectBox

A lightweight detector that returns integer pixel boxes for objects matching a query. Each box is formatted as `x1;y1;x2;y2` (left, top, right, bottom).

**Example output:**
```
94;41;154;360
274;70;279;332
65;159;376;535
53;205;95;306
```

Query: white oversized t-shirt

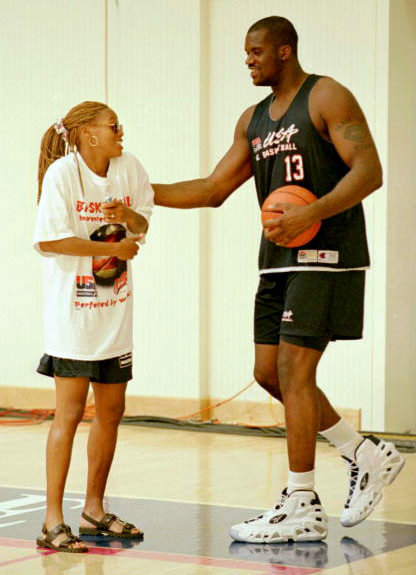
33;151;154;360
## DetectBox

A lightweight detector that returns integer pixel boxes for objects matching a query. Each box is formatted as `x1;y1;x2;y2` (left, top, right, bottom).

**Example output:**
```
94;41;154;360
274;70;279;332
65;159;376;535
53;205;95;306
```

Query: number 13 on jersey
284;154;304;182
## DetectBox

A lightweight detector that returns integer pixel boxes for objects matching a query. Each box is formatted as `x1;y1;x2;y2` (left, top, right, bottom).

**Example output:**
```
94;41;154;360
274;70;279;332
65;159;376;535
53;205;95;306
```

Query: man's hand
263;202;317;246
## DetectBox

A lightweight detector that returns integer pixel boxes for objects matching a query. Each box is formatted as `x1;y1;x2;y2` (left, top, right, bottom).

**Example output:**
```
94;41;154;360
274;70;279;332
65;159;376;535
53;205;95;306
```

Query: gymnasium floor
0;421;415;574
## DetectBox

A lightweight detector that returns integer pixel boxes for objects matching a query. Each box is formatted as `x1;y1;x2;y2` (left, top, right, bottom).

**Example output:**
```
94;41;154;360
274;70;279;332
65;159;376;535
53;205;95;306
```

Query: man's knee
254;365;276;389
277;343;322;394
253;366;283;401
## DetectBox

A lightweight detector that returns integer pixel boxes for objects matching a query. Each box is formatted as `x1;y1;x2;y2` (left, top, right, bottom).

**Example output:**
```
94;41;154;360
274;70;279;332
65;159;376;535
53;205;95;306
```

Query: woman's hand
102;200;148;234
115;235;144;260
101;199;127;224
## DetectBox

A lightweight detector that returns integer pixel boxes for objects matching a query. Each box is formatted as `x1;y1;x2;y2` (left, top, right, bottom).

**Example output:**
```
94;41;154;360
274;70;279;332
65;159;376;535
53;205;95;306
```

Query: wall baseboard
0;386;361;430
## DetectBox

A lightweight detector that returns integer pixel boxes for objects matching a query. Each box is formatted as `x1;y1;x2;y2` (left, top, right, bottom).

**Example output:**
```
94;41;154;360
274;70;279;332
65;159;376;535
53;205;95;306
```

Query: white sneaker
229;489;328;543
340;435;405;527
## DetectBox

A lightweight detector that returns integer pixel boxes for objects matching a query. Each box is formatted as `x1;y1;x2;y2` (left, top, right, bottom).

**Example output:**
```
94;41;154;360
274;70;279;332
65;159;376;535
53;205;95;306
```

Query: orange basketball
261;185;321;248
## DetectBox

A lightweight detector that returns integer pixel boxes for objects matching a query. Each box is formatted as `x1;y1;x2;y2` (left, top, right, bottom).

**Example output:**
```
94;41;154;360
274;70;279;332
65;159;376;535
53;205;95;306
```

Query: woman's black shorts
37;353;133;383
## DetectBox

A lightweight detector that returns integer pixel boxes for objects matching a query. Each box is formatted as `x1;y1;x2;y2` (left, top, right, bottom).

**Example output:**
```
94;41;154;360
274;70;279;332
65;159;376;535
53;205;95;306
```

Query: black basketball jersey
247;74;370;272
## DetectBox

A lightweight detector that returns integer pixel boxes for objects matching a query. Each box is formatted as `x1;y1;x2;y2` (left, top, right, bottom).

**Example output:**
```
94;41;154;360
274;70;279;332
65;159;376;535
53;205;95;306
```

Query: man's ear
279;44;292;61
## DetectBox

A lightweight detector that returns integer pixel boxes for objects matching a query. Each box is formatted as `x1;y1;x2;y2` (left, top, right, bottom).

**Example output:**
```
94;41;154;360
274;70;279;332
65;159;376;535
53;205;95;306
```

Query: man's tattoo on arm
334;120;373;150
334;119;350;132
344;124;367;142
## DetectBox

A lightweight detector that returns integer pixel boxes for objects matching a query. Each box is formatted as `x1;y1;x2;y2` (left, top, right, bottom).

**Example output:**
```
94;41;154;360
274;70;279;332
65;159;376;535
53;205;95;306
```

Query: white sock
287;470;315;494
319;418;363;461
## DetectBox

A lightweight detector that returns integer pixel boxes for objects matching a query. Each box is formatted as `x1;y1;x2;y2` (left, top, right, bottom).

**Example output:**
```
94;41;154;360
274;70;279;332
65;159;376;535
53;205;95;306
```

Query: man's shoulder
309;76;359;117
311;76;352;101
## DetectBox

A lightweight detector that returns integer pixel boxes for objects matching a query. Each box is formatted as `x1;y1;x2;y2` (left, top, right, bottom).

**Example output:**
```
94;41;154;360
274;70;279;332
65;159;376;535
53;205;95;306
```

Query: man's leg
254;343;340;433
277;339;323;472
230;271;403;543
253;338;404;527
230;338;329;544
80;382;142;535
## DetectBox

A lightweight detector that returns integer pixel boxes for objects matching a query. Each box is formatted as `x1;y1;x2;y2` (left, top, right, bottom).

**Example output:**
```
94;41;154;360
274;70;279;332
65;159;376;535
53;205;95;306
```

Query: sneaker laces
244;488;289;524
274;487;289;510
343;457;359;508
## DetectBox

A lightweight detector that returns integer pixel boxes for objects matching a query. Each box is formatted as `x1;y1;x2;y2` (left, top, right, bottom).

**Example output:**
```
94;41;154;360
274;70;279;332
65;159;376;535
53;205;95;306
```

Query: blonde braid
37;101;110;203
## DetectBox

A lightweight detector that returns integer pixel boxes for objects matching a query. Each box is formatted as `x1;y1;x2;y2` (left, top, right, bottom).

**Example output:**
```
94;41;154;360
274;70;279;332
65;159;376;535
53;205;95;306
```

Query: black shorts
37;353;133;383
254;271;365;351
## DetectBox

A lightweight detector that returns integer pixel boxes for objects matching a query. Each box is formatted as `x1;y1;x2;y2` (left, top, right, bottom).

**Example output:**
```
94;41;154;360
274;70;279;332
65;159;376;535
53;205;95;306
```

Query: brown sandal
36;523;88;553
79;512;143;539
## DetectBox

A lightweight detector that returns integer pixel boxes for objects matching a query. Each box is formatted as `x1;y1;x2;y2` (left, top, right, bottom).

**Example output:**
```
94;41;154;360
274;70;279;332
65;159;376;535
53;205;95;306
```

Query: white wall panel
385;0;416;431
0;0;105;389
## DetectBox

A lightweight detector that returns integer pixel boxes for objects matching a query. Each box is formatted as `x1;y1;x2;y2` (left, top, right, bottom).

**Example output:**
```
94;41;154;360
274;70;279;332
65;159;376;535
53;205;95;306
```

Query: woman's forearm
39;236;119;257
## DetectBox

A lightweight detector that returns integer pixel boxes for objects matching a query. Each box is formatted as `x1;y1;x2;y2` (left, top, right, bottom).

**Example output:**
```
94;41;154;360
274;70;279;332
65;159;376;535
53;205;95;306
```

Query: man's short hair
248;16;298;57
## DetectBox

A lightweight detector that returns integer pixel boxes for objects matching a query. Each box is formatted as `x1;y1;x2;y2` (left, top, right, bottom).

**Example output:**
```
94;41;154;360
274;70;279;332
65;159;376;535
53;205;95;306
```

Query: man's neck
271;64;308;99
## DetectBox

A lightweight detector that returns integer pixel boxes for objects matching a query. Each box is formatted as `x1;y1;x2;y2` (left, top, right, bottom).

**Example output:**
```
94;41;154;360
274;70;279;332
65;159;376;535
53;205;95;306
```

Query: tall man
152;16;404;542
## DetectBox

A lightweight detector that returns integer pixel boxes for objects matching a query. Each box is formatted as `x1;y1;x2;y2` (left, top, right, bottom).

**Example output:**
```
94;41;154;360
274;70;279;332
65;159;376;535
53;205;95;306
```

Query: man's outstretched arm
152;106;255;209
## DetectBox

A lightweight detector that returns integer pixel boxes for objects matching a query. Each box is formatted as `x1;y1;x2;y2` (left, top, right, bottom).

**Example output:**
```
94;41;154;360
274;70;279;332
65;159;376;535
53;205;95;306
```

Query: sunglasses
108;123;123;134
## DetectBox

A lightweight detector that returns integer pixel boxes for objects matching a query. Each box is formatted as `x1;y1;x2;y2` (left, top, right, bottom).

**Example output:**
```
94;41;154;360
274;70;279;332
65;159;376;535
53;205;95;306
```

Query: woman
34;101;153;552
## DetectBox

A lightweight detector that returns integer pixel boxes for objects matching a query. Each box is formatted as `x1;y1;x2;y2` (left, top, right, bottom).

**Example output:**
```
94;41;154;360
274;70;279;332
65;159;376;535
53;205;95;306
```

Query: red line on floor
0;538;320;574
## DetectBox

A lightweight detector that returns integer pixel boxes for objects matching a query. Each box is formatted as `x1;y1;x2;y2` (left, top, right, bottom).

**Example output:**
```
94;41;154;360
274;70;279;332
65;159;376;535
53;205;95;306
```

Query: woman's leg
80;382;141;535
43;376;89;549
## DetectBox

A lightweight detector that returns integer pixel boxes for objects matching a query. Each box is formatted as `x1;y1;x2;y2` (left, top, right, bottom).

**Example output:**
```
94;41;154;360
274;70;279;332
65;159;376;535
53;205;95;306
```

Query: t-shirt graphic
90;223;127;286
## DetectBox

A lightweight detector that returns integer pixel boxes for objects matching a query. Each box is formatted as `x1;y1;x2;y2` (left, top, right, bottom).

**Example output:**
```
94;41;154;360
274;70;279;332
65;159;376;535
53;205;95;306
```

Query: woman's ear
79;125;91;138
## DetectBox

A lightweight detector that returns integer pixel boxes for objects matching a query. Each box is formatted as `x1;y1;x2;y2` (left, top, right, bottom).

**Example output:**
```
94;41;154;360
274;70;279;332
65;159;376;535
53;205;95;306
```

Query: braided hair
37;101;109;202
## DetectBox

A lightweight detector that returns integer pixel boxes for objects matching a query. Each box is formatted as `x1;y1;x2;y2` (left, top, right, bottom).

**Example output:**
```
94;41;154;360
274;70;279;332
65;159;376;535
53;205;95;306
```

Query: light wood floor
0;421;415;574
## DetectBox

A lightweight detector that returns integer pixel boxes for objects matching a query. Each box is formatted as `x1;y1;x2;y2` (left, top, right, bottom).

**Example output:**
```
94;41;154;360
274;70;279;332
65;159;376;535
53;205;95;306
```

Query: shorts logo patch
119;353;132;368
282;310;294;322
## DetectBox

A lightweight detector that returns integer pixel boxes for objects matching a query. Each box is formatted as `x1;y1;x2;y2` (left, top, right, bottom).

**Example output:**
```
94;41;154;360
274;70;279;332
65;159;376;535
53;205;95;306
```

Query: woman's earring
88;135;99;147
